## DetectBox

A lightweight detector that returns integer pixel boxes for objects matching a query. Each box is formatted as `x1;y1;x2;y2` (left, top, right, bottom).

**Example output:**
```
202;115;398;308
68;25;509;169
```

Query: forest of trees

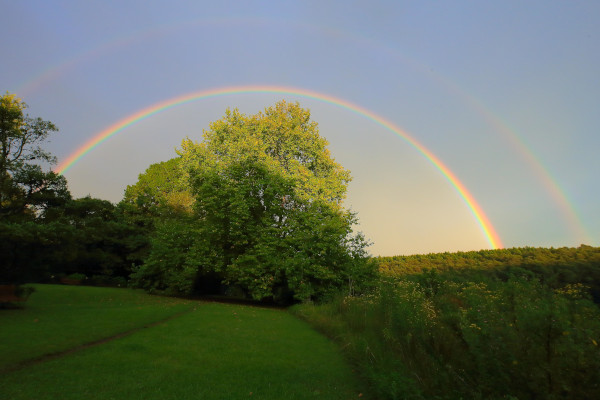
1;94;373;303
0;93;143;288
376;246;600;302
2;91;599;305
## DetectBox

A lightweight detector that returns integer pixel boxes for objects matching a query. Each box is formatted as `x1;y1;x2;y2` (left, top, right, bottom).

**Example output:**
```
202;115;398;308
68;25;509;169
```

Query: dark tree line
0;93;148;287
376;245;600;302
6;91;596;308
1;94;374;304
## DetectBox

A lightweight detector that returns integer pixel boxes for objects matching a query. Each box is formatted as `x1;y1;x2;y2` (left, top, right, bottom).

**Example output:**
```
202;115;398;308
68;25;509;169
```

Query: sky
1;0;598;256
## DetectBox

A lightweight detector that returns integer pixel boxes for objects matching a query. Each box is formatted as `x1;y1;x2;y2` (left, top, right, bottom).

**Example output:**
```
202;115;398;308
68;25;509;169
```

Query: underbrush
293;274;600;399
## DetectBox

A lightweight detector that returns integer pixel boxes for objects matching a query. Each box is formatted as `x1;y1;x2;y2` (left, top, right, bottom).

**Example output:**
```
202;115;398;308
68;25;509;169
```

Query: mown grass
0;284;192;369
0;285;368;399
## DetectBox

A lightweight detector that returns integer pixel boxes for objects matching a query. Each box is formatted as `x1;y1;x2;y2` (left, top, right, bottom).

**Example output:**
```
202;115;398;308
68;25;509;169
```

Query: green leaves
0;93;63;219
130;216;199;295
179;101;351;207
296;274;600;399
133;101;371;302
122;158;193;218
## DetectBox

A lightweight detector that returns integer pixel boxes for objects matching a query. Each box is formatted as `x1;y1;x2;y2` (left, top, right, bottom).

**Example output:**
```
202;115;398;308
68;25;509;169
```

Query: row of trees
1;93;373;303
3;91;598;306
376;245;600;302
1;93;148;286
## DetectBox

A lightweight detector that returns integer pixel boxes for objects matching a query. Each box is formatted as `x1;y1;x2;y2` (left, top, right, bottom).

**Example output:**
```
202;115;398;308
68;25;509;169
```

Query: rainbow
417;69;591;243
54;85;503;249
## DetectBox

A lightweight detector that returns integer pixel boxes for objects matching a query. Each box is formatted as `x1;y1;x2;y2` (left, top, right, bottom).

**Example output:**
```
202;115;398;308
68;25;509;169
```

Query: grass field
0;284;193;369
0;285;367;399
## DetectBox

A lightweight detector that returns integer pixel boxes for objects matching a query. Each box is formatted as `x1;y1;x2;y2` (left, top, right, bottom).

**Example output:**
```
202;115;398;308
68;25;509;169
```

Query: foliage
129;216;199;295
118;159;196;285
294;252;600;399
0;92;72;285
0;93;147;287
376;245;600;302
0;220;70;284
1;196;148;285
132;101;372;302
122;157;193;218
0;92;69;219
43;196;147;280
180;101;351;205
294;279;600;399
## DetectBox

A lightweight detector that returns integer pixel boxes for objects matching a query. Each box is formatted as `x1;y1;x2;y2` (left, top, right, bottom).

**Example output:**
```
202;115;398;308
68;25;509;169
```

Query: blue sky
2;0;598;256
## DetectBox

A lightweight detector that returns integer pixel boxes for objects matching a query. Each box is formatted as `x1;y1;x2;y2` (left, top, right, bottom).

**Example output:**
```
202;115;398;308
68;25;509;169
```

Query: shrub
295;275;600;399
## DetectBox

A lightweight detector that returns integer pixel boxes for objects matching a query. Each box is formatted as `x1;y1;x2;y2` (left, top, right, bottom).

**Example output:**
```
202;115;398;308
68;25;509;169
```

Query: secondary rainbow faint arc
54;85;503;249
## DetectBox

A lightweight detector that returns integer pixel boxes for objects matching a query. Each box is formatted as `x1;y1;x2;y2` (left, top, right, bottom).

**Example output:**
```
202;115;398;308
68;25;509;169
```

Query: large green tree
133;101;373;302
119;158;195;281
0;93;69;218
180;101;351;206
0;93;71;286
0;92;148;287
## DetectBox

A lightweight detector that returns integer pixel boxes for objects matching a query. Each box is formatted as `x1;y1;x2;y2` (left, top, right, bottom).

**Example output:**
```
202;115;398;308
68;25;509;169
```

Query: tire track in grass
1;308;193;374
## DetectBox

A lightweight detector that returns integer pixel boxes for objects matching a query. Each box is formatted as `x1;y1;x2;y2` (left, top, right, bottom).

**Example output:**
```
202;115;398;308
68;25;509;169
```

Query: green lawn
0;284;193;369
0;285;367;399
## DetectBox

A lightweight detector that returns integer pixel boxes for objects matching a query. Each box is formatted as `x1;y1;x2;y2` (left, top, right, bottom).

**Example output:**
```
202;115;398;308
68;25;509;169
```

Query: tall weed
293;275;600;399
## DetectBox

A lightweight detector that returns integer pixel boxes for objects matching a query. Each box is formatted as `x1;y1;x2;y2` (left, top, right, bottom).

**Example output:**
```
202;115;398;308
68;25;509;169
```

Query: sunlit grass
0;285;367;399
0;284;193;369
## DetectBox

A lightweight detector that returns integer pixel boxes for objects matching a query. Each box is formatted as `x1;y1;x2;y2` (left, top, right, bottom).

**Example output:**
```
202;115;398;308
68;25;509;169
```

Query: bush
294;275;600;399
66;273;86;280
0;285;35;308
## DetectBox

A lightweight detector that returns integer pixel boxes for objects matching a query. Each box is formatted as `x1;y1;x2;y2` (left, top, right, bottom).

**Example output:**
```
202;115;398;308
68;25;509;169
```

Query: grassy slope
0;284;192;369
0;285;367;400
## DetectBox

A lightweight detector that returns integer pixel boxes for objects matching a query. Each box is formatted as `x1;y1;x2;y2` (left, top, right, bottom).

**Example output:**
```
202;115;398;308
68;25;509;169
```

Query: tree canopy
122;157;193;218
0;93;69;219
0;93;143;287
131;101;373;302
179;101;351;206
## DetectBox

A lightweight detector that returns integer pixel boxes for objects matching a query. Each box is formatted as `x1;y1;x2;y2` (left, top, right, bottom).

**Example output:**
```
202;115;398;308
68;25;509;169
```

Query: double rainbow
54;85;503;249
